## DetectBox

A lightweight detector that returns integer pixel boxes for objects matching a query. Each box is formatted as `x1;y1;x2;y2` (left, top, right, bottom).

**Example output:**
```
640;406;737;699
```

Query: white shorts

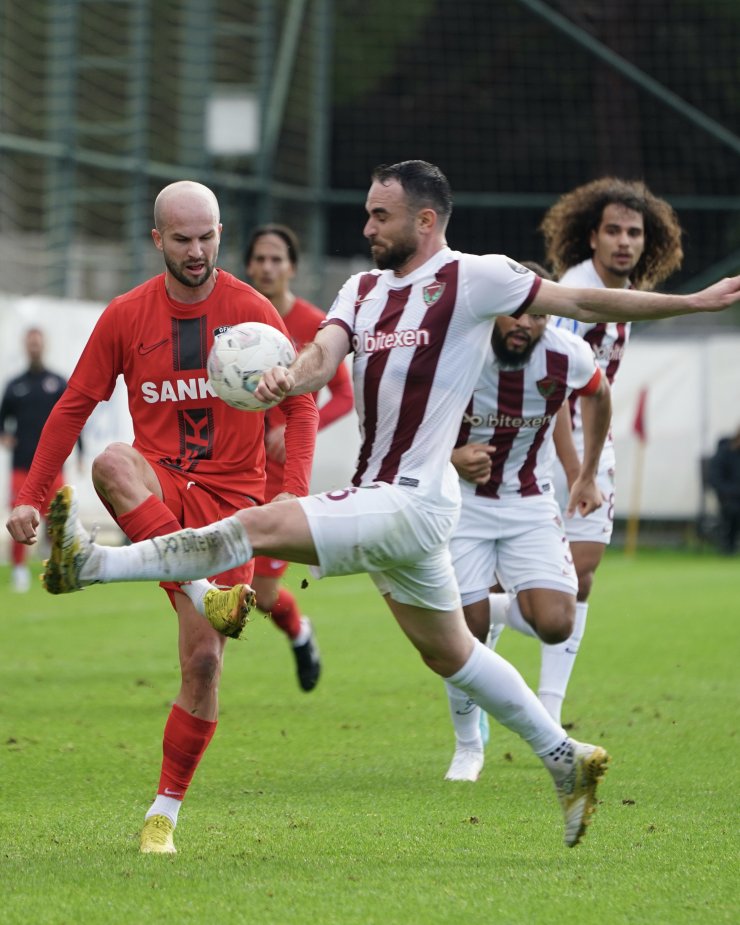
552;454;615;545
451;490;577;606
298;482;462;612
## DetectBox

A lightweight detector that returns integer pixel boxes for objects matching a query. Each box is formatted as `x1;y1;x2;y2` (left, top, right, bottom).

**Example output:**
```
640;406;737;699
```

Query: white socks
492;592;538;638
538;601;588;724
79;516;253;584
446;639;565;756
146;794;182;826
179;579;217;617
445;681;483;750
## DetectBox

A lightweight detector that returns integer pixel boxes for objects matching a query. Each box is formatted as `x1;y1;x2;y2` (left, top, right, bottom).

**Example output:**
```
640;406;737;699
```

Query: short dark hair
243;223;300;267
371;160;453;224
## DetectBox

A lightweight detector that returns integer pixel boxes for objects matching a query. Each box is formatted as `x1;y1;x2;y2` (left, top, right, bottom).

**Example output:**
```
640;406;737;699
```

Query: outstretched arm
255;323;351;406
528;275;740;322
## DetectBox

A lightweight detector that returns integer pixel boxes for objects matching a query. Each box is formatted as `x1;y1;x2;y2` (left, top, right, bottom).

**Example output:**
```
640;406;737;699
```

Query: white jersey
550;258;630;456
322;247;539;506
456;325;599;499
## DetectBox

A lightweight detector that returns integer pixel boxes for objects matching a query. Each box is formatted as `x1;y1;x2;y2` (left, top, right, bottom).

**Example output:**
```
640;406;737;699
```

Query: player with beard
443;271;612;782
6;180;319;853
37;161;740;848
535;179;684;725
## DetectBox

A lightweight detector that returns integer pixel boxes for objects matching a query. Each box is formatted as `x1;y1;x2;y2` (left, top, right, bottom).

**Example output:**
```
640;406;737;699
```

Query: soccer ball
207;321;296;411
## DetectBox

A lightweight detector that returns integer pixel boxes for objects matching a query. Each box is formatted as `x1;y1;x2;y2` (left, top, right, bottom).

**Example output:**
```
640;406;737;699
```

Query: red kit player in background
244;224;354;691
6;182;319;853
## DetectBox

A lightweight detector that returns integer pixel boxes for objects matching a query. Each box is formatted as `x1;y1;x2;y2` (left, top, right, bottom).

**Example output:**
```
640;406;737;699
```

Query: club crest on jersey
423;281;446;306
536;376;559;398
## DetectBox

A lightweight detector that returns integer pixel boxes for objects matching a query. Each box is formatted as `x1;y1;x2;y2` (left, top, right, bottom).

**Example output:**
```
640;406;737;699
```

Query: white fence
1;295;737;557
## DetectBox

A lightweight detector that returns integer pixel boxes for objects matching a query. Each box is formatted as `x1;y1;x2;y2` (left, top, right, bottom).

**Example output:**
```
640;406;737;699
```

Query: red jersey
16;270;318;509
264;296;353;500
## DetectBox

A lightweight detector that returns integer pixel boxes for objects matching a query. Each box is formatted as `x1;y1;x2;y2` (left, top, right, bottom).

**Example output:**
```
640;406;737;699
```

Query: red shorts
11;468;65;516
110;464;256;610
253;555;289;579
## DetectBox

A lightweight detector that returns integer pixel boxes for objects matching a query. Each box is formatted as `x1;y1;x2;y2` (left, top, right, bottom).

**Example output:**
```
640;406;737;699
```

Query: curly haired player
531;178;684;724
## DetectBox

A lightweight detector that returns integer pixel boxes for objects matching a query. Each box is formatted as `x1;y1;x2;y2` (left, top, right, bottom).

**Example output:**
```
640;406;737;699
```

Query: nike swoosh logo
138;338;168;355
163;788;183;797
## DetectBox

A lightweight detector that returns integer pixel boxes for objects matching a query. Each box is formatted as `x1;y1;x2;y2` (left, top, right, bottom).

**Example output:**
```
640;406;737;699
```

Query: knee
91;443;136;493
536;601;575;645
181;644;223;690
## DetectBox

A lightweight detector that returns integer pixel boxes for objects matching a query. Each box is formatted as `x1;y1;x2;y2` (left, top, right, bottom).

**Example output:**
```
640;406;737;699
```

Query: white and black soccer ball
207;321;296;411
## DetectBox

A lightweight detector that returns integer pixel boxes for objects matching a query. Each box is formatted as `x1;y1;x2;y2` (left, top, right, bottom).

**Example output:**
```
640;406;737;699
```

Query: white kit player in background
538;178;684;726
40;161;740;847
443;270;612;783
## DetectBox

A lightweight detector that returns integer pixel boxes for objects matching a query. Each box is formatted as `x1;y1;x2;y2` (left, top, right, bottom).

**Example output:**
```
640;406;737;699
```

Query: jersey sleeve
566;334;601;392
574;367;602;397
67;303;125;402
321;272;376;343
462;254;541;321
278;392;319;496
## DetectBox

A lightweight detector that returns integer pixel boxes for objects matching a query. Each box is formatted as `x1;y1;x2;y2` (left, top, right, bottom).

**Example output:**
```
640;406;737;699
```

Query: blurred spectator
0;328;82;591
707;426;740;554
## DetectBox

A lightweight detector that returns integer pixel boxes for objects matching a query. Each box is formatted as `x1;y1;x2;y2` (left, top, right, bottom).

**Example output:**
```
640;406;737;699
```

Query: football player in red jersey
245;224;354;692
6;182;319;853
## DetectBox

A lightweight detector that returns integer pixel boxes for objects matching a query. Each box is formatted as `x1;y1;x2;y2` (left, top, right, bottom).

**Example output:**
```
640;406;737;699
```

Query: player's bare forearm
254;326;349;405
530;275;740;322
578;378;612;481
553;403;581;487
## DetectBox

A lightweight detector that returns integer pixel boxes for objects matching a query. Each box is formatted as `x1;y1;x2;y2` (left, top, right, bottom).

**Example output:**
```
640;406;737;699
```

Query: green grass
1;549;738;924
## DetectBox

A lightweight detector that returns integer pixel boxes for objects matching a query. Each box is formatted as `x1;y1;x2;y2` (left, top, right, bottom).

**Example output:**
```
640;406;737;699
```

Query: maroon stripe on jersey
455;395;474;449
583;322;626;384
605;322;627;382
355;273;379;317
172;316;209;371
476;367;524;499
352;283;412;485
511;274;542;318
518;349;568;496
375;261;460;484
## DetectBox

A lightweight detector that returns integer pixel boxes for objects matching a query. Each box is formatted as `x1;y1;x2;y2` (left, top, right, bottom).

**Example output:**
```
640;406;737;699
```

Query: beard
606;261;634;279
163;250;217;288
491;325;538;367
370;234;417;271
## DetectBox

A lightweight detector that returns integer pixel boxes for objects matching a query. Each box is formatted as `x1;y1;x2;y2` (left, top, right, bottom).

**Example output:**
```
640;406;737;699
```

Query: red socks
269;587;302;640
123;498;217;801
117;494;181;542
157;703;217;799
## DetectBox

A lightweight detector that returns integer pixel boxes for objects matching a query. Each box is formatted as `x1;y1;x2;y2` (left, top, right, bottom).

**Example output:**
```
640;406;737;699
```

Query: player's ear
417;207;437;235
152;228;163;251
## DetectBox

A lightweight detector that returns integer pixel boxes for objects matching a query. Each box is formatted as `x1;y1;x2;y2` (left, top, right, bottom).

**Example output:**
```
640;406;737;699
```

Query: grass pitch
0;549;738;924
